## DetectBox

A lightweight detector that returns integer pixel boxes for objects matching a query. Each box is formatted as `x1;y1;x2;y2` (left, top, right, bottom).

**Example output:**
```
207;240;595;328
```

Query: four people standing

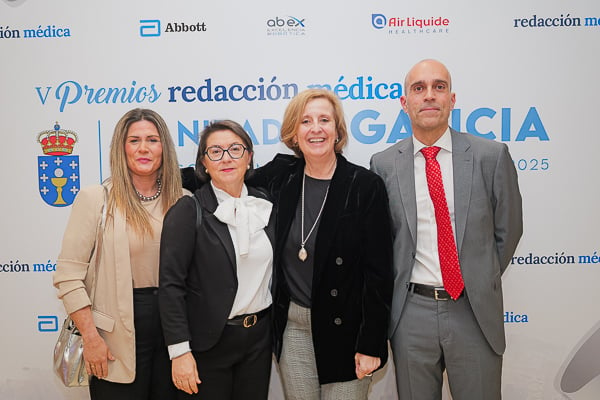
55;60;523;400
371;59;523;400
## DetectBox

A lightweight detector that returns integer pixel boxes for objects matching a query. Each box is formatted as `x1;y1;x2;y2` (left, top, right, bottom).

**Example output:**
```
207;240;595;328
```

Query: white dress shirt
411;128;458;287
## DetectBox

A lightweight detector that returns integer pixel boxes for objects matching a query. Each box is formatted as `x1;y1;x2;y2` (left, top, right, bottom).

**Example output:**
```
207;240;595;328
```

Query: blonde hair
280;89;348;157
108;108;182;236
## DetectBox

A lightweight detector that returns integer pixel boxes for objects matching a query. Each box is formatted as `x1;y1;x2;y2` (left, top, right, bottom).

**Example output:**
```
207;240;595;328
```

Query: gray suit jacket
370;129;523;355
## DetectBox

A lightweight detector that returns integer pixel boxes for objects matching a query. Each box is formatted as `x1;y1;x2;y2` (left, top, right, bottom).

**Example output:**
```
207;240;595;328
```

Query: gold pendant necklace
299;173;329;262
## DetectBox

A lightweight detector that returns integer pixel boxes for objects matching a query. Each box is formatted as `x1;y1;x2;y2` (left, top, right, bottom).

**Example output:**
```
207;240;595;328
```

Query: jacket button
334;317;342;325
330;289;338;297
335;257;343;265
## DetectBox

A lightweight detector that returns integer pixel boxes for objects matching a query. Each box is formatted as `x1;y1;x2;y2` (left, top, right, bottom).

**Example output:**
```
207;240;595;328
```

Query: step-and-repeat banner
1;1;599;399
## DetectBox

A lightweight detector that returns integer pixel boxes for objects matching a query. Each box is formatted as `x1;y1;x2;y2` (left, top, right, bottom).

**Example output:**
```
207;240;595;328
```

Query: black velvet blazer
248;153;393;384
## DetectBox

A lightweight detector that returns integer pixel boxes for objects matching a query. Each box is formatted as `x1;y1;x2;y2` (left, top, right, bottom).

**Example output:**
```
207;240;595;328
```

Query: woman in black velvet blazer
248;89;393;399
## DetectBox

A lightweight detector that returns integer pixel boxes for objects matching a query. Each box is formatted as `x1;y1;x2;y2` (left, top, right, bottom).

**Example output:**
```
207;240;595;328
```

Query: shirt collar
211;181;248;202
412;127;452;156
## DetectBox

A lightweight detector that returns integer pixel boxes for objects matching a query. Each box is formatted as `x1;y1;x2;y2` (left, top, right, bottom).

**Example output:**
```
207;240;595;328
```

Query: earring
247;164;250;170
205;168;208;174
335;137;340;144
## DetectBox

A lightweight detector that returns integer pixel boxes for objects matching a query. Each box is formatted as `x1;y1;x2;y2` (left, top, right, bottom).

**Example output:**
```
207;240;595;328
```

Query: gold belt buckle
242;314;257;328
434;288;448;301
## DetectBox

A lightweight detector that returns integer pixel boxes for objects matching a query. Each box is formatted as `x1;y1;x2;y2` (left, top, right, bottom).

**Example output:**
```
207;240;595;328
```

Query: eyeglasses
204;143;248;161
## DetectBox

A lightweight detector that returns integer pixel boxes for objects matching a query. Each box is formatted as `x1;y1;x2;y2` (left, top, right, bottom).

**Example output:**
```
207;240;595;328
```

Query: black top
283;175;330;307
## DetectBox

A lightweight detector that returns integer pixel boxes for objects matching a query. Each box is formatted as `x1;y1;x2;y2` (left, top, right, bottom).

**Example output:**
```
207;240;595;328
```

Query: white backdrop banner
1;1;599;399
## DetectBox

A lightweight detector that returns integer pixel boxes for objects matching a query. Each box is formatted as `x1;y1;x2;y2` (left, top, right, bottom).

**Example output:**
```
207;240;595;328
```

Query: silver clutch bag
53;317;89;386
53;185;107;387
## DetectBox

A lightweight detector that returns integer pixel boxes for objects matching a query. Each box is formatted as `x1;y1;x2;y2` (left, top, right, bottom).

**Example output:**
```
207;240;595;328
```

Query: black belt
409;283;462;301
226;306;271;328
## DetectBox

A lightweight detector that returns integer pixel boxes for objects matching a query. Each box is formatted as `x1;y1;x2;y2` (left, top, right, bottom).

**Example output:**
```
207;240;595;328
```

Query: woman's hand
82;334;115;379
69;306;115;379
172;352;201;394
355;353;381;380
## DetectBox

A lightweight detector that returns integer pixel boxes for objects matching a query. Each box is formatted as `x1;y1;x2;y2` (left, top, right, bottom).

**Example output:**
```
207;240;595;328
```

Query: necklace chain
299;173;329;261
136;178;162;202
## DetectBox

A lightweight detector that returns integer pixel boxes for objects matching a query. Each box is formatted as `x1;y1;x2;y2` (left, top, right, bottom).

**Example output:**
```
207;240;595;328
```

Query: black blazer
159;184;275;351
248;154;393;384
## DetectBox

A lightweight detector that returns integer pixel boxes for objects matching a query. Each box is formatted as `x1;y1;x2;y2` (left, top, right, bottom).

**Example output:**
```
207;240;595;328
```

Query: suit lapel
394;140;418;245
111;207;134;325
313;154;350;289
199;185;237;272
248;186;276;247
450;129;473;253
275;161;303;260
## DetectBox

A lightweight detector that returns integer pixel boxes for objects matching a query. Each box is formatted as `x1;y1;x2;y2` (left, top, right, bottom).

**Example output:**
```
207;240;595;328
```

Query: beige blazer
54;184;137;383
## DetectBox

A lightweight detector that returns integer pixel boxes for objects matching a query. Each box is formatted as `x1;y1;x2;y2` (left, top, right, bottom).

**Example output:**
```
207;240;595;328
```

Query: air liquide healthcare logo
372;13;450;34
37;122;80;207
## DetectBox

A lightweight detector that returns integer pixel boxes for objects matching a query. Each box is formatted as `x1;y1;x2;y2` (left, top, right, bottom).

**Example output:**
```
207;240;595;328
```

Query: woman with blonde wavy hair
248;89;393;400
54;108;185;399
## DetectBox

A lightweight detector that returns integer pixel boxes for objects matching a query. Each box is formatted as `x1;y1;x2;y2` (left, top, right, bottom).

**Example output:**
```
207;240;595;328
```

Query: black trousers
90;287;177;400
178;310;272;400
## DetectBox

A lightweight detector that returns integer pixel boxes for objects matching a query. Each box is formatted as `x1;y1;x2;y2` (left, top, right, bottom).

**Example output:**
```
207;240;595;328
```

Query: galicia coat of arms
37;122;80;207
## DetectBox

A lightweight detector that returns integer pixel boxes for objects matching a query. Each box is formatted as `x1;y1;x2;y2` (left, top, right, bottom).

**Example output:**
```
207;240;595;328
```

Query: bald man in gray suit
370;59;523;400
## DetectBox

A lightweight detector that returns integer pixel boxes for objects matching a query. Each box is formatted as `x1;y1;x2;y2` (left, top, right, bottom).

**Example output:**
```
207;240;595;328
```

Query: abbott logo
372;14;387;29
38;315;59;332
140;19;161;37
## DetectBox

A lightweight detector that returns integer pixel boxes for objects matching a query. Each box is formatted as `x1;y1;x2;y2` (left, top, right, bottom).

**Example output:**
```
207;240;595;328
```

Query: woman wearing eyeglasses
158;120;275;400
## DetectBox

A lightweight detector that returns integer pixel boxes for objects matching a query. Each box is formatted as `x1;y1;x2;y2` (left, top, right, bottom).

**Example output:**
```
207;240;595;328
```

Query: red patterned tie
421;146;464;300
